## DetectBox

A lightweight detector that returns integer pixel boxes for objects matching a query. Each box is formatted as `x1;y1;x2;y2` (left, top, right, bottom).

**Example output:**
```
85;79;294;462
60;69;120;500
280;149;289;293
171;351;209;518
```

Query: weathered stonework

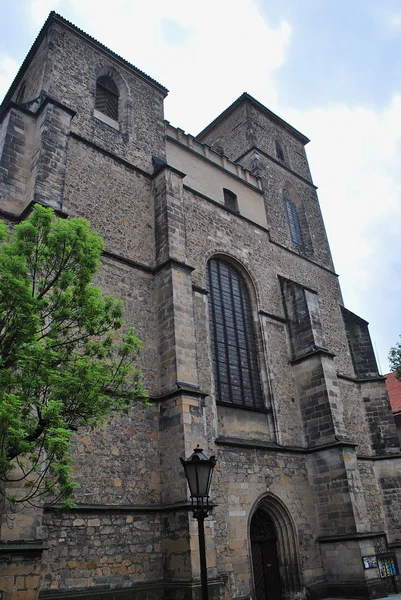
1;11;401;600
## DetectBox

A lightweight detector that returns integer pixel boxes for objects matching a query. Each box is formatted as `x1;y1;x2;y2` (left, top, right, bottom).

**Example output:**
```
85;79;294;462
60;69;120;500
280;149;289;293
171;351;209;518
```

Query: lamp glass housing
180;446;216;499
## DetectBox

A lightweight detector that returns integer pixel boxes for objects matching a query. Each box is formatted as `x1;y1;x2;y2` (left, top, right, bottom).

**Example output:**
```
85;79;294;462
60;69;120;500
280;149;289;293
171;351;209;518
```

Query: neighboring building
385;372;401;444
1;12;401;600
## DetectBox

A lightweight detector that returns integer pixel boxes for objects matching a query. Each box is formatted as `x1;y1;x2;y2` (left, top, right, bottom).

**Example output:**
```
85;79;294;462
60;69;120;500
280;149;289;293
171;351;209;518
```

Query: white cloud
30;0;62;26
285;98;401;370
52;0;291;132
0;55;20;103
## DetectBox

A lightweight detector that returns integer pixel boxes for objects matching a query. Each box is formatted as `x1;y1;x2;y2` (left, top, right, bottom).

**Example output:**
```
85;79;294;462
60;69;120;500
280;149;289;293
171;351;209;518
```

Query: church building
1;12;401;600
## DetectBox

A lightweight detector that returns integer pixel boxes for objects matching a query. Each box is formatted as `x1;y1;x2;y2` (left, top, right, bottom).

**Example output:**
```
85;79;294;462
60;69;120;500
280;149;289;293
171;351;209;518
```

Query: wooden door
251;510;282;600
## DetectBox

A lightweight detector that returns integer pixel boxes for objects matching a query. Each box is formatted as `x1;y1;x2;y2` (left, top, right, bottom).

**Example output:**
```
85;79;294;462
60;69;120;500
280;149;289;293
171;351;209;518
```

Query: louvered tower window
208;258;264;409
95;76;119;121
284;190;304;247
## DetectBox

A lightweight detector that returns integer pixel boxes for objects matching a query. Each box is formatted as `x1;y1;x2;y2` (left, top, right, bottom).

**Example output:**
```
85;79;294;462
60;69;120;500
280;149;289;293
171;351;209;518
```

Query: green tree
389;338;401;381
0;205;146;509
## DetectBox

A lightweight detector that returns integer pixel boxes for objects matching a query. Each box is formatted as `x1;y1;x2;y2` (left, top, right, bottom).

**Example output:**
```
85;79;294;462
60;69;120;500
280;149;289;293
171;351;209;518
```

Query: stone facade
1;12;401;600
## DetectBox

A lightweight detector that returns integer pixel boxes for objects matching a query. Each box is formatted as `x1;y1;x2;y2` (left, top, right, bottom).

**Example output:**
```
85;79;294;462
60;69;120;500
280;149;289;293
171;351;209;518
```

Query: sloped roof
0;11;168;116
385;372;401;414
196;92;310;145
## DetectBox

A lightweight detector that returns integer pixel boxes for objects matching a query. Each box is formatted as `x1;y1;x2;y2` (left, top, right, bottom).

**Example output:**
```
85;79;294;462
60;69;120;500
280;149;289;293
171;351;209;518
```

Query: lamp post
180;445;216;600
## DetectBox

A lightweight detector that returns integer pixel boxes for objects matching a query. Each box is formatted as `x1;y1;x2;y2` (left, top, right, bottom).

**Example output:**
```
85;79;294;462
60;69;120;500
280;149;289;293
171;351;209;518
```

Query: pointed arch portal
250;495;301;600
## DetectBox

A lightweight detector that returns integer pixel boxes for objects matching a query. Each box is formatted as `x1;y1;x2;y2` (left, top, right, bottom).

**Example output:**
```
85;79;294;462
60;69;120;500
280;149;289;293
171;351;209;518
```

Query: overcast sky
1;0;400;373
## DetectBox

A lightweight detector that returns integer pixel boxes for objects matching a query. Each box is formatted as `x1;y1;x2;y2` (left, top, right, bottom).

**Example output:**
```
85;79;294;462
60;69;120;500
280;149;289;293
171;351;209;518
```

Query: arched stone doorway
251;509;282;600
250;495;301;600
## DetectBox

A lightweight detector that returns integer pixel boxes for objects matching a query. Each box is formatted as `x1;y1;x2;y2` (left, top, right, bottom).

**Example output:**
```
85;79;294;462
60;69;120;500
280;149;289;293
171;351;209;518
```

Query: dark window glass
284;191;304;247
95;75;119;121
207;258;264;409
223;189;239;213
276;141;285;163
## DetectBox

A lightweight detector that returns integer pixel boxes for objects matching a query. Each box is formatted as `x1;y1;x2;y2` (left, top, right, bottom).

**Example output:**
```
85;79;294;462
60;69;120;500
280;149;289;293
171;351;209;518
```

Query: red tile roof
385;372;401;414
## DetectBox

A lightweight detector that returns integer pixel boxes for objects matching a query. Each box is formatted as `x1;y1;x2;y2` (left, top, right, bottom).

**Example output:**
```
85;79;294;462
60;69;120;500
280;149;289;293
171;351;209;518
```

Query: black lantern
180;445;216;517
180;445;216;600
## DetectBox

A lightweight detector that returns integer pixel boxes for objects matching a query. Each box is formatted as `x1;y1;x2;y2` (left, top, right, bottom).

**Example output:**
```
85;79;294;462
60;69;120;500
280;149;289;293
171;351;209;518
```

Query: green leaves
389;337;401;381
0;205;146;509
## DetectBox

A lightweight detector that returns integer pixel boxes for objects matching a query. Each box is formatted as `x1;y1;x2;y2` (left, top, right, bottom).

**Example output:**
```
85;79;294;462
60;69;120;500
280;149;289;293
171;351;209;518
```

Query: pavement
323;596;401;600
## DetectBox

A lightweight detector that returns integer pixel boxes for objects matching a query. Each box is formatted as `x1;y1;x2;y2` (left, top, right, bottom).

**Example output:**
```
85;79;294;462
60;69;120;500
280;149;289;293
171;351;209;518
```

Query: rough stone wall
211;446;321;598
10;35;49;104
196;103;248;161
338;379;371;454
0;552;43;600
374;459;401;542
63;138;156;267
248;103;312;182
197;100;335;273
40;511;163;594
360;380;400;455
0;109;33;213
41;23;166;173
341;307;379;378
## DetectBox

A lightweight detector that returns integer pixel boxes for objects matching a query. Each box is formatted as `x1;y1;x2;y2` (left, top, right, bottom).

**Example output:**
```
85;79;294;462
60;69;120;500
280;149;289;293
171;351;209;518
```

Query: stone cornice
337;372;386;384
149;386;209;402
357;453;401;461
318;531;386;544
0;541;48;555
45;501;217;513
258;310;287;324
0;201;68;223
215;436;357;454
290;348;336;365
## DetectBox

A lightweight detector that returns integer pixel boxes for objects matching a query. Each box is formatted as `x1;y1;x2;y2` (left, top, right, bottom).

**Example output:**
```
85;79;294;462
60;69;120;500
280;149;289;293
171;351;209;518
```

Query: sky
0;0;400;373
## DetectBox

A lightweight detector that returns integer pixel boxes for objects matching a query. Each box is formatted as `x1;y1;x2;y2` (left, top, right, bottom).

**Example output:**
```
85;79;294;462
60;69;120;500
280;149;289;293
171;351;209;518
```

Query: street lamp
180;445;216;600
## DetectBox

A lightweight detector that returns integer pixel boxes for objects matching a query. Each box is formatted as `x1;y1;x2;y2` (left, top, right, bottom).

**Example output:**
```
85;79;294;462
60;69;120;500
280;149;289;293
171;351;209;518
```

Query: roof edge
196;92;310;145
0;11;168;119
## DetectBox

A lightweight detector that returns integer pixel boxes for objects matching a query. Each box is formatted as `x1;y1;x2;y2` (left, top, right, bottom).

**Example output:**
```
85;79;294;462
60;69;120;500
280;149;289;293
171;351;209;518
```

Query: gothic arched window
95;75;119;121
207;258;264;409
284;190;304;247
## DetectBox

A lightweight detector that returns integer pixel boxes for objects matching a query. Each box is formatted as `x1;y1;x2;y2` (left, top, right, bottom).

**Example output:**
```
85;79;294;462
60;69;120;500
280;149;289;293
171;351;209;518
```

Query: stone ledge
150;386;209;402
357;453;401;461
0;200;68;223
318;531;386;543
44;501;217;514
290;348;336;365
39;577;224;599
0;541;47;555
258;309;287;323
215;436;357;454
337;372;386;383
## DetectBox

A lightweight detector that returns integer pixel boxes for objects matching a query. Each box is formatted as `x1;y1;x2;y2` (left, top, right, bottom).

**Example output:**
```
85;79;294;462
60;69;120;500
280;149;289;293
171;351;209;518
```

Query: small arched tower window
95;75;119;121
283;190;304;247
275;140;285;163
207;257;264;409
